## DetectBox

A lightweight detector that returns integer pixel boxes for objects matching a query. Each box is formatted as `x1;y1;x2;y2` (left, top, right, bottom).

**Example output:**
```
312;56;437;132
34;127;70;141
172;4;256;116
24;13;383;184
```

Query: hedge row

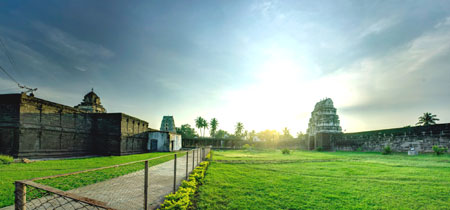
159;160;210;210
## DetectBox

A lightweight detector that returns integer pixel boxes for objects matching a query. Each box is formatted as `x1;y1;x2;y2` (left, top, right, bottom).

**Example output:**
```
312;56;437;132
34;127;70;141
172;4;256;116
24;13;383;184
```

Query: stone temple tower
307;98;342;150
75;89;106;113
160;116;176;133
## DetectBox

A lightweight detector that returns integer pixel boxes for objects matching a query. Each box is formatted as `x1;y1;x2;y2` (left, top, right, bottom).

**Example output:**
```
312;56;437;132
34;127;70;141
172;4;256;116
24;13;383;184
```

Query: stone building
0;91;181;158
148;116;182;152
307;98;342;150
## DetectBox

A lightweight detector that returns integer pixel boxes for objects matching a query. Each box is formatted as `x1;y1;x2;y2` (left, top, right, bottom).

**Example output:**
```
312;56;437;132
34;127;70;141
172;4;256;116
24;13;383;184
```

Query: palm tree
235;122;244;138
202;118;209;138
210;118;218;138
416;112;439;126
195;117;205;137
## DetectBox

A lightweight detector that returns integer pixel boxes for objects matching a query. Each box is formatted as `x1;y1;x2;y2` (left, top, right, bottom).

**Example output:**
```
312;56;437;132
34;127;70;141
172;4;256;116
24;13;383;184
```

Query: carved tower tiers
307;98;342;150
160;116;176;133
75;89;106;113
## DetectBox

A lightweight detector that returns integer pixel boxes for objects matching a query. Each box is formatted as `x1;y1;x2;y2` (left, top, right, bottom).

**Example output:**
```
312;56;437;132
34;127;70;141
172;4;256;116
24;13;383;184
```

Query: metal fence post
15;181;26;210
173;154;177;193
197;149;199;165
192;149;195;170
144;160;149;210
186;151;188;179
211;149;213;161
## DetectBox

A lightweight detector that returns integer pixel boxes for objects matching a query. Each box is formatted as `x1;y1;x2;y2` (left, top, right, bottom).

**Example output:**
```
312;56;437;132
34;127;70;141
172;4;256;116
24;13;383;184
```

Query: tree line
176;117;306;141
176;112;439;141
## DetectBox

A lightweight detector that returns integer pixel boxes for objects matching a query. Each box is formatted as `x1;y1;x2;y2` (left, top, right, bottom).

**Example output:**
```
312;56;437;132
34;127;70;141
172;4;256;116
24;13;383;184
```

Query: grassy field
0;152;183;208
197;150;450;210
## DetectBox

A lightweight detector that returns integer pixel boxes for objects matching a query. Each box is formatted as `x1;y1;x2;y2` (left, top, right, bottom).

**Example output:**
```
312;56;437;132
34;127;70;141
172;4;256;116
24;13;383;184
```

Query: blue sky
1;0;449;134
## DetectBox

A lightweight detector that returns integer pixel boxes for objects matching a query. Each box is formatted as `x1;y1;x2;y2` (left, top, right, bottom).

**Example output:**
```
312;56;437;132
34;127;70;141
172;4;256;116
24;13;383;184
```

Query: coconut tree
235;122;244;139
210;118;219;138
416;112;439;126
202;118;209;138
195;116;205;137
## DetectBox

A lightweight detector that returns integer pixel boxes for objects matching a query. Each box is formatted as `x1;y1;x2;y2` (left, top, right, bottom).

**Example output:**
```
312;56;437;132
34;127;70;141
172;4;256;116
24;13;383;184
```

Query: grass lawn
0;152;183;208
197;150;450;210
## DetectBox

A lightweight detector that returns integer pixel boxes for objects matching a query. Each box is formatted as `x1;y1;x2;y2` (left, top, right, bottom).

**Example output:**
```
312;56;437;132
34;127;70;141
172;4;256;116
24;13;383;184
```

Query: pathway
2;152;202;210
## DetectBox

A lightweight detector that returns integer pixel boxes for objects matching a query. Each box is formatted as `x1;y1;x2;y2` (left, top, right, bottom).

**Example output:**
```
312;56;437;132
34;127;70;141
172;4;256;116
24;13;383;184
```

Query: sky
0;0;449;135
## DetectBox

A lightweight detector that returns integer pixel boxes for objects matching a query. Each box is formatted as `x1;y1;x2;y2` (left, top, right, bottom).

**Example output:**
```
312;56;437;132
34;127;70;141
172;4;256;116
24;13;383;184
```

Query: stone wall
182;138;245;149
0;94;95;158
0;94;20;155
0;94;151;158
333;123;450;152
118;114;149;155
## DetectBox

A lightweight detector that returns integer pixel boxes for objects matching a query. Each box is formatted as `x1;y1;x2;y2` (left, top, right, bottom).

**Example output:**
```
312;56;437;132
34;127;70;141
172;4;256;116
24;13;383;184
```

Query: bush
281;149;290;155
382;145;392;155
356;147;362;152
432;145;448;156
243;144;252;150
160;161;210;210
0;155;13;164
315;147;323;152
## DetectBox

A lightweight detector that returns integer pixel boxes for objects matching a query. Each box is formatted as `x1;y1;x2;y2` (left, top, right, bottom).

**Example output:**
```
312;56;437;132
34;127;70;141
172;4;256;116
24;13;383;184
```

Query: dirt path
2;152;203;210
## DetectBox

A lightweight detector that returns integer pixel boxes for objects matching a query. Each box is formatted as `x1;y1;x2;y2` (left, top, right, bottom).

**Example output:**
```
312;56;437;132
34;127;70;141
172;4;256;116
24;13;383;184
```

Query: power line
0;38;15;67
0;38;37;94
0;64;19;85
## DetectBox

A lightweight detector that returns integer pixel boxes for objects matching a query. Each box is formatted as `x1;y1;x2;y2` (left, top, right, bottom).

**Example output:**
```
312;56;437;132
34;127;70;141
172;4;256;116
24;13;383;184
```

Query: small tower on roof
160;116;176;133
74;88;106;113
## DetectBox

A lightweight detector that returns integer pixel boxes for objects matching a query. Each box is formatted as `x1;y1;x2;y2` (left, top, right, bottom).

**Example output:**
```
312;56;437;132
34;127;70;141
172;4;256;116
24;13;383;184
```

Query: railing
14;147;211;210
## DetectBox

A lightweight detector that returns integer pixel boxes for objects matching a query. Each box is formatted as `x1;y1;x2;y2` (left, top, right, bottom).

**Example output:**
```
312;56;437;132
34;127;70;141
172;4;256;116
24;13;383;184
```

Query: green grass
197;150;450;210
0;152;183;208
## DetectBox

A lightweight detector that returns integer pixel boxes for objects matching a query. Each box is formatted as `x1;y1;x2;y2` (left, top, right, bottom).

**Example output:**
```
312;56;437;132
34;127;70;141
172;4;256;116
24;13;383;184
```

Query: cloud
435;16;450;28
358;17;400;39
32;21;114;59
75;66;87;72
325;17;450;130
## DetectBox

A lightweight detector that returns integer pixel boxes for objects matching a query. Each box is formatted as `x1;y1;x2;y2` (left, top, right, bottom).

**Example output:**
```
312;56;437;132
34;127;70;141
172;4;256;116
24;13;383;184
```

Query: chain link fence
14;147;211;210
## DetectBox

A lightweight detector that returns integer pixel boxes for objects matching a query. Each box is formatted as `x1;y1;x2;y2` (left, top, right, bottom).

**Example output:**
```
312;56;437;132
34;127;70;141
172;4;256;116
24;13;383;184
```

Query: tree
416;112;439;126
296;131;304;139
176;124;198;139
243;130;248;140
256;129;280;142
248;130;257;142
215;129;229;139
210;118;218;137
235;122;244;139
202;118;209;138
280;127;293;140
195;116;208;137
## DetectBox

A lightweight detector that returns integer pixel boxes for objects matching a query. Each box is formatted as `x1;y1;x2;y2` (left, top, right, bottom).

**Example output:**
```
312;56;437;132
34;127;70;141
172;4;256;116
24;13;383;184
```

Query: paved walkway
2;152;202;210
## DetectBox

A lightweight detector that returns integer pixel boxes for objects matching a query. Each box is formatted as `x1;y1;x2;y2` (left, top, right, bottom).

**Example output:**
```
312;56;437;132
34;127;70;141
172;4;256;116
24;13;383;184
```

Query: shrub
356;147;362;152
0;155;13;164
281;149;290;155
315;147;323;152
160;161;210;210
382;145;392;155
432;145;448;156
243;144;251;150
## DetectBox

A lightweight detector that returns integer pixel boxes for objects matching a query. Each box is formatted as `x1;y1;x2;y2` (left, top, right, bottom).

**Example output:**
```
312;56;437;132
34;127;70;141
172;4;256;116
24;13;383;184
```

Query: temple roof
74;89;106;113
82;89;101;105
314;98;334;111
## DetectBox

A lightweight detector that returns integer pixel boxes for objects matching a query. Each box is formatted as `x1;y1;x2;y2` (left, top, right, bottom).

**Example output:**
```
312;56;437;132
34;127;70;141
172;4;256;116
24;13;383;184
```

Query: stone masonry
0;92;149;158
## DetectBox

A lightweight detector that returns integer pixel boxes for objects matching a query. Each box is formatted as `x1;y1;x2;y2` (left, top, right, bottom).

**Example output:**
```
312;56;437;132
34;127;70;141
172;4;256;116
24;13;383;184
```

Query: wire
0;38;15;67
0;37;37;94
0;64;20;85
